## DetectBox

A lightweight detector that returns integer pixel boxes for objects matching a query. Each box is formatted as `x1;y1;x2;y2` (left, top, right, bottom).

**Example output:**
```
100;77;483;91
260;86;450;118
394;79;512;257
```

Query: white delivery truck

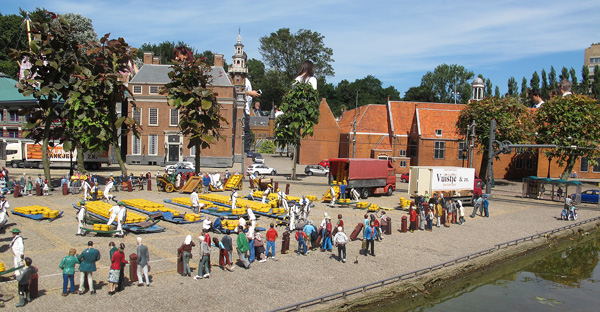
3;139;110;170
408;166;484;205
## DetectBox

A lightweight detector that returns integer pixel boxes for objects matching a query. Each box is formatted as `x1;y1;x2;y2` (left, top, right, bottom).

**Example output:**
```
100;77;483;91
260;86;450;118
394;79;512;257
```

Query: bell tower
229;28;248;95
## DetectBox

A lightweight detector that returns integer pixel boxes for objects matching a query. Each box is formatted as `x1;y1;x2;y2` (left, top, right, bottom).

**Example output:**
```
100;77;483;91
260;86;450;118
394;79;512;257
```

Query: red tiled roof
388;101;465;136
338;104;388;133
416;108;462;139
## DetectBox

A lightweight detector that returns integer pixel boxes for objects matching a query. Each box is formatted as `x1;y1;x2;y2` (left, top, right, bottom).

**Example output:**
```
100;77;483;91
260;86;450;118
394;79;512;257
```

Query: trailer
328;158;396;199
3;139;110;170
408;166;484;205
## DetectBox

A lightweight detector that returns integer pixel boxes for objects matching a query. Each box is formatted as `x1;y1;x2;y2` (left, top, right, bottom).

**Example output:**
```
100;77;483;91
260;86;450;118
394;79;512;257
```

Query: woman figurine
108;243;128;295
177;235;195;277
294;60;317;90
254;231;266;263
58;248;79;296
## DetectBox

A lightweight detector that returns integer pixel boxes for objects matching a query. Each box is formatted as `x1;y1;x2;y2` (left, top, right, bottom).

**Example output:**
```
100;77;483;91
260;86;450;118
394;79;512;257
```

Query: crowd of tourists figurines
405;191;490;232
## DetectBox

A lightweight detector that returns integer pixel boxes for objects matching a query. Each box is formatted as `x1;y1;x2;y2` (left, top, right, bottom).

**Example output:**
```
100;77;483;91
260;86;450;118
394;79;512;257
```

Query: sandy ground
0;155;599;311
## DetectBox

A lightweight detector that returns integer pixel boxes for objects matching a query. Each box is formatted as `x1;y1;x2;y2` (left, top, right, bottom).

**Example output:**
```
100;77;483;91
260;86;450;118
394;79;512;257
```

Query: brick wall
299;99;341;165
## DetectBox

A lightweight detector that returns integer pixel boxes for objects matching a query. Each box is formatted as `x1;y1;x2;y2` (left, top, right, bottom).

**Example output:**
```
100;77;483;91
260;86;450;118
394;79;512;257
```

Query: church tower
229;29;248;95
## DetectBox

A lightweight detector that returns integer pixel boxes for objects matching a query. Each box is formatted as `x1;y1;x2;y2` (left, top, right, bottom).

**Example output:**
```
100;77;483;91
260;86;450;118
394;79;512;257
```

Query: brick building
0;72;37;140
126;52;242;167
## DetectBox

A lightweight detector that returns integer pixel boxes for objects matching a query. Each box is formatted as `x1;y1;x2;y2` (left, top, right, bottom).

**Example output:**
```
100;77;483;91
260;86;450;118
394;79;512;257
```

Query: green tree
530;71;540;91
67;35;140;174
62;13;97;48
161;56;226;173
417;64;474;103
520;77;529;102
485;78;493;98
259;28;334;83
569;67;578;93
275;82;320;179
592;66;600;100
456;97;535;180
507;77;518;97
581;66;590;95
541;69;549;99
11;12;80;181
549;66;558;91
494;86;500;97
535;94;600;180
560;66;570;81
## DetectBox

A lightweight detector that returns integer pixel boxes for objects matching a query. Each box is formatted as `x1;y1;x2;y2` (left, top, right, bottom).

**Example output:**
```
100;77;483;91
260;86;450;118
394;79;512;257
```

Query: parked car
318;159;330;168
247;164;277;176
252;153;265;164
305;165;329;176
400;172;409;183
576;189;599;203
165;161;194;174
171;163;196;176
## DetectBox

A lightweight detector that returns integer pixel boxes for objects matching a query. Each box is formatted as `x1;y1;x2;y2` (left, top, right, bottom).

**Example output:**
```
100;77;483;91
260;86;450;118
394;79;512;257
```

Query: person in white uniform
288;201;298;231
230;188;239;210
116;202;127;236
10;228;24;276
351;188;360;202
104;180;114;202
262;184;272;204
329;185;336;207
277;189;289;212
190;189;200;213
299;195;311;221
107;204;119;226
77;201;87;235
81;179;91;201
0;195;9;225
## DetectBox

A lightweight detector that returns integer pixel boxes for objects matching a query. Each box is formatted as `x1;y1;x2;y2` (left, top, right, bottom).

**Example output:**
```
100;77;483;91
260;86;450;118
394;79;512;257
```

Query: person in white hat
77;202;87;235
116;202;128;236
81;178;91;201
329;184;336;207
333;226;348;263
262;184;272;203
104;177;114;202
299;195;311;221
230;188;238;210
10;228;24;276
190;189;200;213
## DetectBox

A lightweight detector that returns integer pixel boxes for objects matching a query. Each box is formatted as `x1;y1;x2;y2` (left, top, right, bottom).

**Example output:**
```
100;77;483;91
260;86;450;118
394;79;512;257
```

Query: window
190;144;196;156
133;85;142;94
591;57;600;64
458;142;468;160
148;108;158;126
8;129;18;138
515;158;523;169
399;149;406;157
132;134;140;155
149;86;159;94
581;157;589;172
0;111;3;122
170;108;179;126
434;141;445;159
148;135;158;155
9;111;18;123
132;107;142;125
435;129;442;136
526;158;534;170
594;158;600;173
400;161;407;167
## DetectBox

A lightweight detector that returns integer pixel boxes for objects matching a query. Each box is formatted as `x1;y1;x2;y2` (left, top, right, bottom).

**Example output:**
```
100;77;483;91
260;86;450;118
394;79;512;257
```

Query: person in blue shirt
364;221;376;256
202;173;211;194
339;183;347;199
483;194;490;217
213;216;224;234
303;220;317;251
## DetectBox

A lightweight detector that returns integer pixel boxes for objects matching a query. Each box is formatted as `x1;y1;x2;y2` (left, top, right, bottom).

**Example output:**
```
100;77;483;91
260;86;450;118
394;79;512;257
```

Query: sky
3;0;600;97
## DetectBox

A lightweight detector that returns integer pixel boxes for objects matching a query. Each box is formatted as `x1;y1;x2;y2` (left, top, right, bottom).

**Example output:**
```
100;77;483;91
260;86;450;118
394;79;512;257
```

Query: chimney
152;56;160;65
214;54;224;67
143;52;153;64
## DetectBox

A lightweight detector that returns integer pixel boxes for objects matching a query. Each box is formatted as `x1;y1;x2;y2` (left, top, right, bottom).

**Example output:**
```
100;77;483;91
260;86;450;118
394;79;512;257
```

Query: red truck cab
328;158;396;199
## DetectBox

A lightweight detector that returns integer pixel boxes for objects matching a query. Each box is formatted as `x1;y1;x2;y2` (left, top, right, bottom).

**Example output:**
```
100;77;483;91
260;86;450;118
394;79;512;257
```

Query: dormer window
435;129;442;136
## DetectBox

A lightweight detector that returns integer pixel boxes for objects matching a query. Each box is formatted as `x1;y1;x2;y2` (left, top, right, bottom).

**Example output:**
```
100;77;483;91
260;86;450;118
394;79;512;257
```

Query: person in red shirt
295;230;308;255
336;214;344;232
108;243;128;295
266;223;278;259
409;205;417;233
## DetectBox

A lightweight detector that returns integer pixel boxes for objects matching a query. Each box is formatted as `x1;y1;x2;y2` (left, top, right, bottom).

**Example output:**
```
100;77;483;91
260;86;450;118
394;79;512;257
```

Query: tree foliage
507;77;518;97
259;28;334;83
10;11;82;181
592;66;600;100
62;13;98;48
485;78;493;98
67;35;140;174
275;82;320;179
161;57;227;173
535;94;600;180
456;97;535;180
581;65;590;96
324;75;400;116
530;71;540;91
408;64;474;104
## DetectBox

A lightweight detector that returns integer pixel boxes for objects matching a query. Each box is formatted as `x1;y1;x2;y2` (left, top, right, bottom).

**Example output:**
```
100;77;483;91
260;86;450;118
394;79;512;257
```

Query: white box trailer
408;166;483;205
3;140;110;170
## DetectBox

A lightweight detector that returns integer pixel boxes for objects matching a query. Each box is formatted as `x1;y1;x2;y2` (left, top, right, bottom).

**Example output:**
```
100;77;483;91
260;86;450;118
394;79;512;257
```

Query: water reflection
372;231;600;312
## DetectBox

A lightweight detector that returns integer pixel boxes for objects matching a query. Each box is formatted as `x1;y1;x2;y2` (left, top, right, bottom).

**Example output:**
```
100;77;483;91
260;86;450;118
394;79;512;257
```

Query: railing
268;216;600;312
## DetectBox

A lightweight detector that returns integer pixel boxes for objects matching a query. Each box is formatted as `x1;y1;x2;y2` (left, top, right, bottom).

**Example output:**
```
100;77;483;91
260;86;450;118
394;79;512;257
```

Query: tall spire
237;27;242;44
